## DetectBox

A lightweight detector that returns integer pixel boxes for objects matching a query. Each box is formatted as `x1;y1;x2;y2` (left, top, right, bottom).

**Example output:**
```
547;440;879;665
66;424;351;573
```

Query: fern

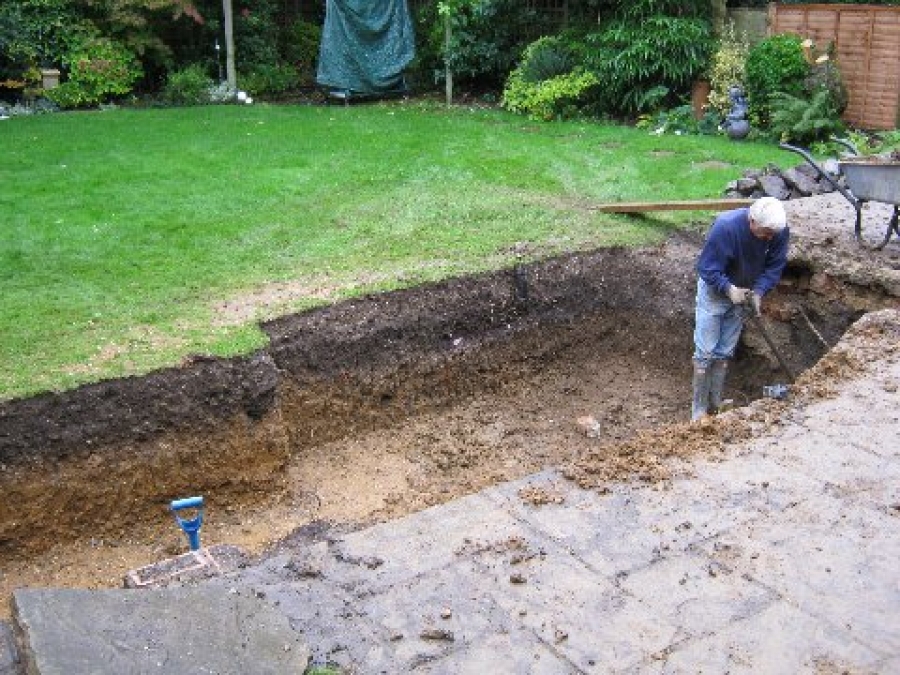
769;89;845;144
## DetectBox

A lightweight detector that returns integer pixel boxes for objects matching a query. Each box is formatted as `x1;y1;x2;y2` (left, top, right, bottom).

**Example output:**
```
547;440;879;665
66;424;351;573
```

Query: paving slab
12;586;310;675
0;621;19;675
659;600;885;674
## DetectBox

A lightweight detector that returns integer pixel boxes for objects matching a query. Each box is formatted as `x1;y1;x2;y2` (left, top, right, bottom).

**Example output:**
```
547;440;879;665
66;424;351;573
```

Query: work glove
751;292;762;317
726;285;750;305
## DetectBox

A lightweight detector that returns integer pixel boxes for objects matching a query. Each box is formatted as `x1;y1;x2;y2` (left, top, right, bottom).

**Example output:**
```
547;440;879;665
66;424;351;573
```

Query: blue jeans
693;278;746;367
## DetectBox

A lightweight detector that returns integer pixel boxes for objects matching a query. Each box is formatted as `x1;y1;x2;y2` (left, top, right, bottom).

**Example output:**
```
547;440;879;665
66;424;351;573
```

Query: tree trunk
223;0;237;89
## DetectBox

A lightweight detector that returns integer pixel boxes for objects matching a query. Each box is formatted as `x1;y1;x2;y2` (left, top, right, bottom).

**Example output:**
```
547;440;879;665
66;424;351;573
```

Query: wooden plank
591;199;754;214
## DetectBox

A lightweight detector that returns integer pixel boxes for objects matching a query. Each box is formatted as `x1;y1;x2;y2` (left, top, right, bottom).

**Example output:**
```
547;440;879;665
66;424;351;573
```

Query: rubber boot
708;359;732;414
691;362;712;421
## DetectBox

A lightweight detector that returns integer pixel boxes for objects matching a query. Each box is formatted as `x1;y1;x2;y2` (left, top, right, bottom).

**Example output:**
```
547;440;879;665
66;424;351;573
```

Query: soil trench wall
0;246;695;556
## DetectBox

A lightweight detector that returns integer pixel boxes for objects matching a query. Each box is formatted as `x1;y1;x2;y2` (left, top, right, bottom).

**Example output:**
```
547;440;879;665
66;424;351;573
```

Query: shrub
235;0;280;69
803;40;847;115
769;89;845;144
583;15;713;116
432;0;538;88
55;38;142;108
239;64;299;97
162;64;213;106
745;34;808;127
43;80;87;109
517;36;578;84
280;19;321;86
502;68;599;121
708;23;750;117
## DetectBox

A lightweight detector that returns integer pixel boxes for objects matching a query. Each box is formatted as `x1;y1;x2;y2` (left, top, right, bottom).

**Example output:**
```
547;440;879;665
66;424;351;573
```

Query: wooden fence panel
770;3;900;130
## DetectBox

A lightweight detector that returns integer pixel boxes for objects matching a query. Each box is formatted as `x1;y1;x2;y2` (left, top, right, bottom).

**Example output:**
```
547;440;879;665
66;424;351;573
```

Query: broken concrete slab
124;544;248;588
0;620;20;675
12;586;310;675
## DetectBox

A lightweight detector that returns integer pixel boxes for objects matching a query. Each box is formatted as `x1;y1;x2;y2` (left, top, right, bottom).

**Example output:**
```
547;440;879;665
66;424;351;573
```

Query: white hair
749;196;787;232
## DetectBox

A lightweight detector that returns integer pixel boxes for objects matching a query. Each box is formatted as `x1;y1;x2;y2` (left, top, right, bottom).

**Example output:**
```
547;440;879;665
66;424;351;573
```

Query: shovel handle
747;312;795;383
171;496;204;511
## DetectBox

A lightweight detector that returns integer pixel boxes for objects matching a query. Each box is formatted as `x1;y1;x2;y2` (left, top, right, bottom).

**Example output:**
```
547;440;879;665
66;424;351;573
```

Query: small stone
420;628;454;642
510;573;527;584
440;608;452;620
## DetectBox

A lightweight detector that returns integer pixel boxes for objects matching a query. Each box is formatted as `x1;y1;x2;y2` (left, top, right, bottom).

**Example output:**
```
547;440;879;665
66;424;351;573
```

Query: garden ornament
724;86;750;140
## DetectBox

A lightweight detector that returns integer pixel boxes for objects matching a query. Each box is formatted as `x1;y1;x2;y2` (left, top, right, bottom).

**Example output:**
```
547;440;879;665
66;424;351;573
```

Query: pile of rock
724;158;844;201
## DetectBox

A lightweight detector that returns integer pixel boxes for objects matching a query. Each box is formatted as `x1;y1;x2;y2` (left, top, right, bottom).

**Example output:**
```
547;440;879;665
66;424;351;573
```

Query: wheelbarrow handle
829;136;859;156
778;143;858;207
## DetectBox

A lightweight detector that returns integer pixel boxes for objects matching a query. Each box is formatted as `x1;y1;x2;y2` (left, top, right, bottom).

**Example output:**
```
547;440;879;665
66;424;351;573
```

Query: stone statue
724;86;750;140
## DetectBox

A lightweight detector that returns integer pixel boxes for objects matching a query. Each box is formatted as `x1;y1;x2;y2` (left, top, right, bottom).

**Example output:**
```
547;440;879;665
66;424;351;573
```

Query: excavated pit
0;196;898;609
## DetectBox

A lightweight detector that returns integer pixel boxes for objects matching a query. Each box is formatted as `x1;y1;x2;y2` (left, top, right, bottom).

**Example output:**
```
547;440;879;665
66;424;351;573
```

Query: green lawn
0;101;792;401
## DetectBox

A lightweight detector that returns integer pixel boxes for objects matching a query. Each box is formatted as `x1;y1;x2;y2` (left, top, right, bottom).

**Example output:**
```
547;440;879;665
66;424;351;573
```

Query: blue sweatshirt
697;208;789;296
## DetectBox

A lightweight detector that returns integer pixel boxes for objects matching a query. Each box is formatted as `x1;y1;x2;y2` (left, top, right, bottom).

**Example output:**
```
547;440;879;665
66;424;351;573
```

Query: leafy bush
43;81;87;109
432;0;538;88
745;34;808;126
162;64;213;106
235;0;280;69
803;41;847;115
769;89;845;144
708;24;750;117
45;38;141;109
582;15;713;116
69;38;141;102
502;68;599;121
239;64;299;97
280;19;321;85
517;36;578;84
0;0;88;77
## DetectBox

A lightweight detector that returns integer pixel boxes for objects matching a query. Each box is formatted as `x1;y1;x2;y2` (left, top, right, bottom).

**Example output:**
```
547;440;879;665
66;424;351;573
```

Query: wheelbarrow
780;141;900;250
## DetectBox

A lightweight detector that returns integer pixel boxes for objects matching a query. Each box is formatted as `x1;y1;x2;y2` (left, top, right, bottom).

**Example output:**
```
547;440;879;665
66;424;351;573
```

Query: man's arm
697;221;734;294
752;228;790;296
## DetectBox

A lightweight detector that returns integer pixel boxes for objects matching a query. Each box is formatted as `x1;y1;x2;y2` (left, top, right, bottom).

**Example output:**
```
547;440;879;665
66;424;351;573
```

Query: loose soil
0;194;897;621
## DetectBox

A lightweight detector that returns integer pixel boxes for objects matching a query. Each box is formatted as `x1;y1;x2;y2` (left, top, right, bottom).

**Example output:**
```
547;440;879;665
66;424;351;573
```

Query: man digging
691;196;790;421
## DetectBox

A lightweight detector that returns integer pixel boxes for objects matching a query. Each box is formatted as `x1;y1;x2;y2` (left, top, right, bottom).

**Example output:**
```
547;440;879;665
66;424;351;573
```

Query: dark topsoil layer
0;209;896;556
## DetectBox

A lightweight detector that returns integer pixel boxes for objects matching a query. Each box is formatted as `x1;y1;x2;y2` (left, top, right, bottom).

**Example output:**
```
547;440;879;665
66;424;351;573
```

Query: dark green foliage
617;0;713;19
583;15;714;115
0;0;89;80
279;19;321;86
234;0;280;70
161;63;213;105
239;63;299;96
517;36;577;84
769;89;845;144
430;0;538;88
744;34;808;126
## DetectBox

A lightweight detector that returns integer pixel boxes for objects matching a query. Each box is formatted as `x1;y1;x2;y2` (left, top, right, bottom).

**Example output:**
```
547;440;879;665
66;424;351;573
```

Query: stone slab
0;621;20;675
325;490;531;592
12;586;310;675
660;600;885;674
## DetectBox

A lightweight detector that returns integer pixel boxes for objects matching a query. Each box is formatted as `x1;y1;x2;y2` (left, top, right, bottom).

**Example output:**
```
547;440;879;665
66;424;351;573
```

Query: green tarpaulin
316;0;415;95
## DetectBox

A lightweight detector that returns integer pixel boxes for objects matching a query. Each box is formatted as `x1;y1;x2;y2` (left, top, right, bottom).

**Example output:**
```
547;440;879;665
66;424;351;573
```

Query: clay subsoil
0;193;897;619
